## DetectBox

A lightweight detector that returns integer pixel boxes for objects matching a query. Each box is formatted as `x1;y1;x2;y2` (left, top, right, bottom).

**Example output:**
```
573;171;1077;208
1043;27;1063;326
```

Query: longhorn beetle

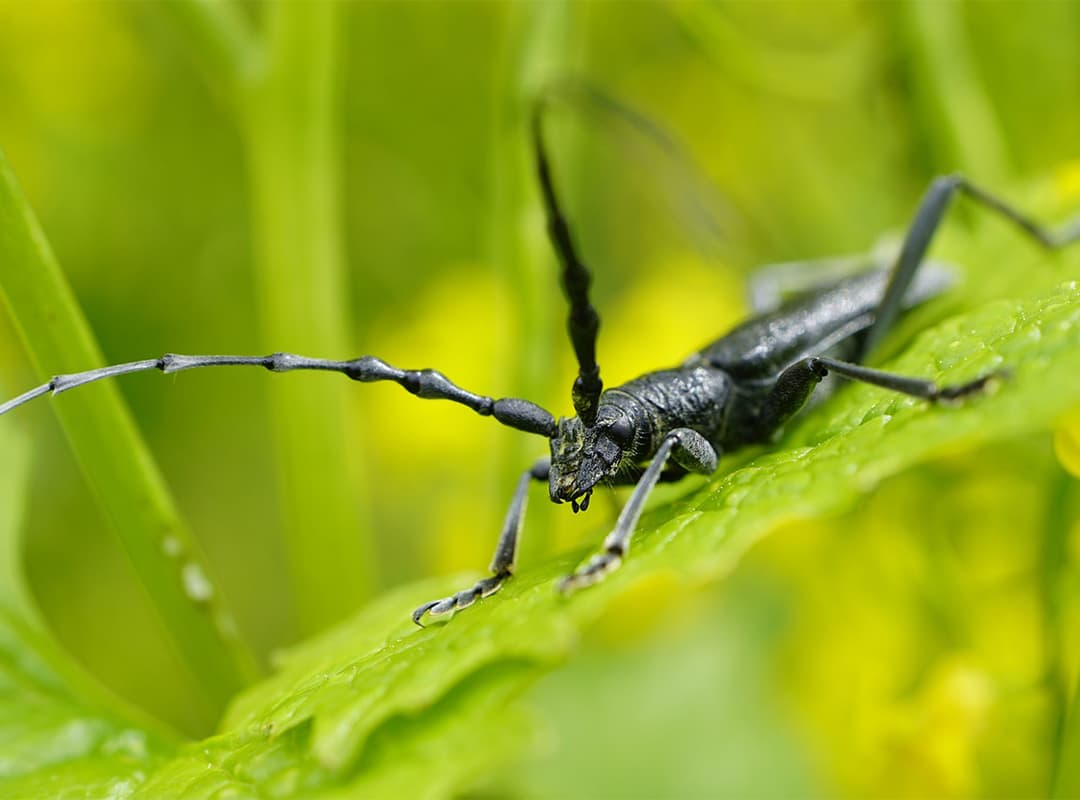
2;101;1079;627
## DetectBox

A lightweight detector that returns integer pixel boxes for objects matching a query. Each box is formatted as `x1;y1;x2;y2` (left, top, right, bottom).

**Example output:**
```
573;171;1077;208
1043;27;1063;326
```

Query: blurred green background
0;1;1079;796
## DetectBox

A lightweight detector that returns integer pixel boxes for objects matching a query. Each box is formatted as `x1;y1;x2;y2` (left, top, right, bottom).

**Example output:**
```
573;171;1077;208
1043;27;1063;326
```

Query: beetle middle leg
412;458;550;626
558;429;719;594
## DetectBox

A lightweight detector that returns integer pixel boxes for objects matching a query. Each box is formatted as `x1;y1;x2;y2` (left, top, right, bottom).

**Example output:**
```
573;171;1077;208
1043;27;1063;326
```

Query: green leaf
0;422;177;799
133;645;540;800
94;277;1080;797
0;607;175;800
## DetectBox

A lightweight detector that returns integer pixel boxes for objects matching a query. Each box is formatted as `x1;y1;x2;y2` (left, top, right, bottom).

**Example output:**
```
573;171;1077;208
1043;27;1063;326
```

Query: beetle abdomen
696;266;953;379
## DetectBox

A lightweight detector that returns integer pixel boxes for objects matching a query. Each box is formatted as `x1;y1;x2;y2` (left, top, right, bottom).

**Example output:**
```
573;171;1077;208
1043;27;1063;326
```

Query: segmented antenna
0;353;558;437
545;79;735;260
532;99;603;426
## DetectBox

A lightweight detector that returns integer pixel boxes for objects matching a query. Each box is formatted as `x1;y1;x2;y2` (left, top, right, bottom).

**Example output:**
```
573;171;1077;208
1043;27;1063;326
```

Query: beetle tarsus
558;547;624;595
932;369;1008;406
411;572;509;627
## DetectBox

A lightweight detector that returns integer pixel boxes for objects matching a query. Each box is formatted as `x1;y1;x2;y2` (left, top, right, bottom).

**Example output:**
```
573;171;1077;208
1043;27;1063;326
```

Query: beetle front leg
412;458;550;626
558;429;718;594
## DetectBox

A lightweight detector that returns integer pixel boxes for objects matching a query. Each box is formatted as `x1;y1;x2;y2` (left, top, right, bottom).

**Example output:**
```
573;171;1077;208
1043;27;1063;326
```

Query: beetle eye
607;416;633;446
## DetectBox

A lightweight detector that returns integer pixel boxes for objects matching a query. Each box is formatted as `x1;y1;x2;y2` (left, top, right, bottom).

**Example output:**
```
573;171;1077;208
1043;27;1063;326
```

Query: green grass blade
1054;650;1080;797
240;0;376;634
0;151;259;718
162;0;261;101
1055;707;1080;798
900;0;1011;180
0;410;33;621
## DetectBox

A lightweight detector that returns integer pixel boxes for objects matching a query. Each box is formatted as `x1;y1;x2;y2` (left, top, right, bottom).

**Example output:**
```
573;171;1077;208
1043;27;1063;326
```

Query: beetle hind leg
860;175;1080;362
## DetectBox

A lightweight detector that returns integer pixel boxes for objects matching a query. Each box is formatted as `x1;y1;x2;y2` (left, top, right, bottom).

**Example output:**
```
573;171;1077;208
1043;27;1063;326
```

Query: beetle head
548;410;633;512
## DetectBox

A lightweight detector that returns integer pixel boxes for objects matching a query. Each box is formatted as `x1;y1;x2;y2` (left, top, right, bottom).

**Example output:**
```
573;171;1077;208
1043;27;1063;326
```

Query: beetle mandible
2;98;1078;626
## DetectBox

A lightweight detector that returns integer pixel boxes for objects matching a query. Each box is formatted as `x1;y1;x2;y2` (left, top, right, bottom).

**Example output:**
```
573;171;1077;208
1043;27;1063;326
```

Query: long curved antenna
0;353;558;437
532;98;603;426
544;79;737;259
